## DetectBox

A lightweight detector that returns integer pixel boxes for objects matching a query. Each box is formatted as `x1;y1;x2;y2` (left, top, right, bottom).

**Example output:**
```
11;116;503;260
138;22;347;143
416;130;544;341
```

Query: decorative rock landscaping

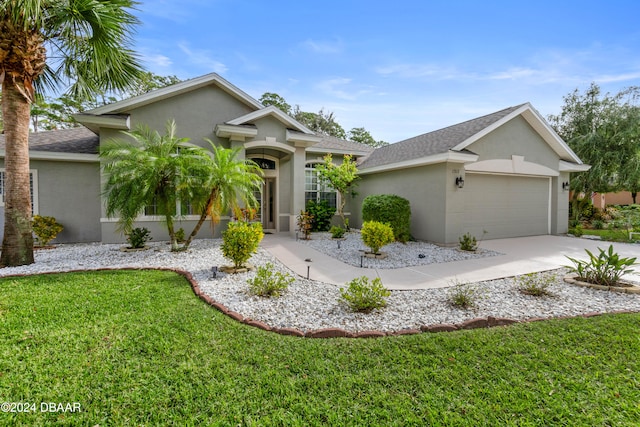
0;238;639;337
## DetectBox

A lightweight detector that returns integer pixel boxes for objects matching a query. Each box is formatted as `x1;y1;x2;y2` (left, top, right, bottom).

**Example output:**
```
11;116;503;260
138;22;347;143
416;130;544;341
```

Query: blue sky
133;0;640;142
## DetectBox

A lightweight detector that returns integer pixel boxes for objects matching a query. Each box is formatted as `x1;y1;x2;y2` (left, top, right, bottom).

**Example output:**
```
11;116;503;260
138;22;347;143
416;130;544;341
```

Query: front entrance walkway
261;234;640;290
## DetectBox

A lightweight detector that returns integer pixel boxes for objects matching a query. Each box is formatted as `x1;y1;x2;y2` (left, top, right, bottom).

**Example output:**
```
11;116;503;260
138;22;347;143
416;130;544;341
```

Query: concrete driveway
262;234;640;290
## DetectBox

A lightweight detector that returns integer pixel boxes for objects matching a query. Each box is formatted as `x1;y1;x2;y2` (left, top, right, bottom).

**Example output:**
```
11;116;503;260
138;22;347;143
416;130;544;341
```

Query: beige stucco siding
355;164;448;242
126;84;255;149
469;116;559;168
0;159;102;243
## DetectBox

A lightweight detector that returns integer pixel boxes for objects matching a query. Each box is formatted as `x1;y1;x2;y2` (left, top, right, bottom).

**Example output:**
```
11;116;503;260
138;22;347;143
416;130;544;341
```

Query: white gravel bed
1;239;639;333
297;231;502;268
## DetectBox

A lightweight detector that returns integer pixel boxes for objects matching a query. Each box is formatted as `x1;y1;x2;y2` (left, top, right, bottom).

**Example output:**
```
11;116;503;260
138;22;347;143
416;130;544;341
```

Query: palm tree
0;0;143;266
182;142;264;249
100;120;212;251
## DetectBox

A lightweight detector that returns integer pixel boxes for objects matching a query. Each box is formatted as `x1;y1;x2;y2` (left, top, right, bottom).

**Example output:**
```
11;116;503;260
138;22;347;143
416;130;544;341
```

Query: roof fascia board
74;114;130;130
559;160;591;172
285;129;322;147
215;124;258;140
0;150;98;163
85;73;263;115
359;151;479;175
306;147;372;156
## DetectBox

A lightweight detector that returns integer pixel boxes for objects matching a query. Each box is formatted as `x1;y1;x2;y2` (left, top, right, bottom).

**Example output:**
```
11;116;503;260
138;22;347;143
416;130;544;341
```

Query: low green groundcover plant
516;272;555;296
447;281;480;308
361;221;394;254
458;232;478;251
1;271;640;425
248;263;294;297
339;276;391;312
566;244;637;286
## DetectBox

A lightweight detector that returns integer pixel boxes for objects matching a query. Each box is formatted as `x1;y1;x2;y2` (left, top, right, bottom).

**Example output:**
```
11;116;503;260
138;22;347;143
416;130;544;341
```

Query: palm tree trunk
183;189;217;249
0;80;34;267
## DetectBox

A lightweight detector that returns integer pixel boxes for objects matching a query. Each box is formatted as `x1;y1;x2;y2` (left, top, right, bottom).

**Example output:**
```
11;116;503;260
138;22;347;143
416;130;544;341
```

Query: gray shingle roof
313;134;375;155
358;104;525;169
0;126;99;154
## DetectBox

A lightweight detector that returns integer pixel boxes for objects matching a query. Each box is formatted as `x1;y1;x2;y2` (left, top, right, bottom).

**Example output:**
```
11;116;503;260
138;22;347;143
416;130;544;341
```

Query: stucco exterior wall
126;84;255;148
469;116;559;168
355;164;448;242
0;159;102;243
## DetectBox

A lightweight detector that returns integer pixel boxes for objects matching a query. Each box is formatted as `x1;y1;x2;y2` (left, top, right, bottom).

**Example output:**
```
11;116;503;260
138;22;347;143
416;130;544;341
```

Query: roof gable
358;103;582;171
227;106;316;134
84;73;264;115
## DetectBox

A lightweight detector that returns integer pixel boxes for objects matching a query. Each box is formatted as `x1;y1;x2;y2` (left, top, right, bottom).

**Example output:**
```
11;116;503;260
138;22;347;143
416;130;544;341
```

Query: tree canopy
548;83;640;198
259;92;386;147
0;0;145;266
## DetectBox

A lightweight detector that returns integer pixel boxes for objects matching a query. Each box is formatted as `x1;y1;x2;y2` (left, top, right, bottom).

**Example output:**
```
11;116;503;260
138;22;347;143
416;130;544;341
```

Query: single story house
0;73;589;245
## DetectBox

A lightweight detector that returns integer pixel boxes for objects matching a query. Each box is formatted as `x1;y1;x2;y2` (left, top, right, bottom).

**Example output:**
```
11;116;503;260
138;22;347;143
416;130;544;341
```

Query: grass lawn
580;228;634;243
1;270;639;426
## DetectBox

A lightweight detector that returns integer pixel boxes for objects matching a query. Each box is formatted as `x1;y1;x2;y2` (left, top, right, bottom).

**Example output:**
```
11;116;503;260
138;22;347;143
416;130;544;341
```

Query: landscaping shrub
297;210;313;240
126;227;151;249
566;244;637;286
339;276;391;313
330;225;345;238
568;225;583;237
591;219;604;230
306;200;336;231
447;281;480;309
175;227;186;243
248;263;294;297
32;215;63;246
362;194;411;242
458;232;478;251
516;272;554;296
221;221;264;269
361;221;394;254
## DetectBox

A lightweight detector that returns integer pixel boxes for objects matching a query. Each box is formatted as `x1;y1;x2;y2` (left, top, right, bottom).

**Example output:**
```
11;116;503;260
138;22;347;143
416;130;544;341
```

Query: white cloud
300;39;344;54
141;52;173;68
178;42;228;74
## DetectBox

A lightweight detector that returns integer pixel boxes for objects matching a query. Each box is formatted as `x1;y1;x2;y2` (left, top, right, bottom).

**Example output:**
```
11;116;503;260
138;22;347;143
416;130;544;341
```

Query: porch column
230;139;245;161
290;146;306;235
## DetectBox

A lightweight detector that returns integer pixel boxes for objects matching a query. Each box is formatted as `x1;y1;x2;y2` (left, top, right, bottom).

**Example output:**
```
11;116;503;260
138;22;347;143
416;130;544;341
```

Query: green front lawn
1;270;639;426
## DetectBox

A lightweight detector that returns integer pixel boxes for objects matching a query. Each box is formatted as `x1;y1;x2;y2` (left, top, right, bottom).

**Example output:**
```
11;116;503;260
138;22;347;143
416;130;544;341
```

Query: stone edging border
564;274;640;294
2;267;638;339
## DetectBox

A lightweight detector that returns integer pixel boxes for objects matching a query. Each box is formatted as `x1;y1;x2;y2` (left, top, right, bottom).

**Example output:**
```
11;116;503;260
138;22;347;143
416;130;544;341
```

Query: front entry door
255;177;276;232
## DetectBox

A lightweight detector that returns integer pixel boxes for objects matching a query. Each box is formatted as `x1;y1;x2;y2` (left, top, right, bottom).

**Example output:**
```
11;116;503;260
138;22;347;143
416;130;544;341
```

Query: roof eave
359;151;479;175
74;114;130;132
0;150;99;163
559;160;591;172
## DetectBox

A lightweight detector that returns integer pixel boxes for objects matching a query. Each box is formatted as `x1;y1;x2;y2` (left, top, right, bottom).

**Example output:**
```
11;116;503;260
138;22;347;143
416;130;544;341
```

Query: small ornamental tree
361;221;394;254
221;221;264;270
316;153;359;228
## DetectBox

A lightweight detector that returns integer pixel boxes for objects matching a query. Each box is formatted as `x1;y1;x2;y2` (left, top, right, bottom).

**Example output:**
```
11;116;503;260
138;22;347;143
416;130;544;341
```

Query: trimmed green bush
361;221;395;254
32;215;64;246
126;227;151;249
306;200;336;231
339;276;391;313
221;221;264;269
362;194;411;242
330;225;345;238
247;263;294;297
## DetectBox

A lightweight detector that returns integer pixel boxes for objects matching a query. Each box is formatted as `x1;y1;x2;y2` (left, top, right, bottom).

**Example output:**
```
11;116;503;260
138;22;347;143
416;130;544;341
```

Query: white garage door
463;174;550;240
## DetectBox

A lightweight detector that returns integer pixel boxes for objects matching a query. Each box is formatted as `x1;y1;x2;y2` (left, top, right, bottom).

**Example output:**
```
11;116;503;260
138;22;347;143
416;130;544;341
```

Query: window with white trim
305;162;337;209
0;169;38;215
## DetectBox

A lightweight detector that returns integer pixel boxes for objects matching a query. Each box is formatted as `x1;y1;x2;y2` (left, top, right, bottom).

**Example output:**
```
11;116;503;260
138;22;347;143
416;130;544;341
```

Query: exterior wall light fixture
562;181;570;191
455;176;465;189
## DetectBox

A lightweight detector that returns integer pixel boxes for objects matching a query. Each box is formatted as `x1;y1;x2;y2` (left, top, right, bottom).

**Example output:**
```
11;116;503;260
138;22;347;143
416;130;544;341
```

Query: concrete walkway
261;234;640;290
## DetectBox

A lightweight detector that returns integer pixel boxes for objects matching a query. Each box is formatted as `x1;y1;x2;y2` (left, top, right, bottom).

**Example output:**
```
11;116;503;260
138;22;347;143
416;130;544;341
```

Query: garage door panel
463;174;549;240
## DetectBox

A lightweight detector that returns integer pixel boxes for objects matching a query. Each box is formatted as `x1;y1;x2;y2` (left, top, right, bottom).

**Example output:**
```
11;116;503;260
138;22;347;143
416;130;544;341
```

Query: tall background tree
0;0;144;266
548;83;640;202
259;92;387;146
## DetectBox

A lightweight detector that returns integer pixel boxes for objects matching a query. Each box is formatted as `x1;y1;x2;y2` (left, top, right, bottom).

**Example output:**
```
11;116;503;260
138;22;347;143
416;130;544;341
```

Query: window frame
0;169;39;215
305;161;338;209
